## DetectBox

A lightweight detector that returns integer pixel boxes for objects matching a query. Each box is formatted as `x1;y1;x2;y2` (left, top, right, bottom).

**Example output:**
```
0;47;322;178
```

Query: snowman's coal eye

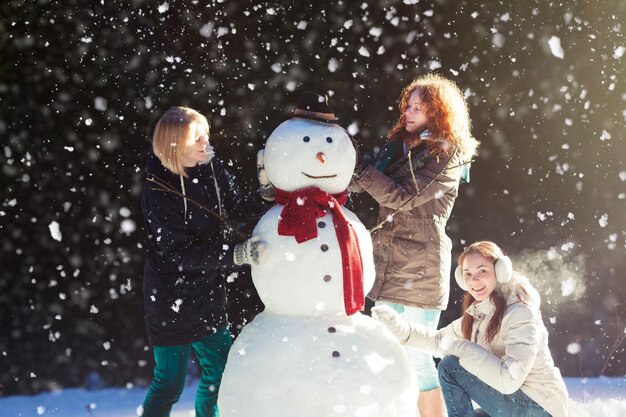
326;137;333;143
303;136;310;142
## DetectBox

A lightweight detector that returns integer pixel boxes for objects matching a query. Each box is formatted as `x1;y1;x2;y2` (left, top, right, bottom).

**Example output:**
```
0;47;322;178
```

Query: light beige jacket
351;151;462;310
404;281;568;417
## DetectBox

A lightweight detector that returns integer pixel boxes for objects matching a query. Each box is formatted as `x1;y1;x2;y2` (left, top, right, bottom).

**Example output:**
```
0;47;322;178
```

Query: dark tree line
1;0;624;395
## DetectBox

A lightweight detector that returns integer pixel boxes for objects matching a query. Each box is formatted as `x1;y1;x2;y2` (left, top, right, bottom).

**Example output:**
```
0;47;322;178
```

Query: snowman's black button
321;244;329;252
318;221;326;228
323;275;332;282
332;351;340;358
328;326;336;333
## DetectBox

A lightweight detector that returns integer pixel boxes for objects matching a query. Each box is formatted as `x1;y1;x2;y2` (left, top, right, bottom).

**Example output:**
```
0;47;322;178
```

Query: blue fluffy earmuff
454;256;513;291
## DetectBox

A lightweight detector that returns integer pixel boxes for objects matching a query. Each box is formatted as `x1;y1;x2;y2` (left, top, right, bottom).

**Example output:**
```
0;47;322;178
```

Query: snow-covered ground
1;376;625;417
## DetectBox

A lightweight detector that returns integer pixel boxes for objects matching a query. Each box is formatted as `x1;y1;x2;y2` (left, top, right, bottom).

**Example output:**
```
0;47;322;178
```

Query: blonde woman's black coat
141;150;261;346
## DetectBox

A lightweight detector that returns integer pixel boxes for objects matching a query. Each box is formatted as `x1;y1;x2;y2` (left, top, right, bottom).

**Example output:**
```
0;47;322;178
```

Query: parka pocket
390;236;427;279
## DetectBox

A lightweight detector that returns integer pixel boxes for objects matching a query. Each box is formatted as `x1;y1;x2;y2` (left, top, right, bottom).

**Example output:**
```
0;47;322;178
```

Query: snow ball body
218;117;416;417
219;313;416;417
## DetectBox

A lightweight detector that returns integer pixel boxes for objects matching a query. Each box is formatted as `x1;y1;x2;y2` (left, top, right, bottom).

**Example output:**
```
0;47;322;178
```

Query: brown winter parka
351;140;463;310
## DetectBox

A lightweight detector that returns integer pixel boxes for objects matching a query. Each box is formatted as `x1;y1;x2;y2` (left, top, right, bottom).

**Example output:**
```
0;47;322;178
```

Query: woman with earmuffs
371;241;569;417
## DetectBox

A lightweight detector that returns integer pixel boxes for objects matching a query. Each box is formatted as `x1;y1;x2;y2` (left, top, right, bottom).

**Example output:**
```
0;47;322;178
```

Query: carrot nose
316;152;326;163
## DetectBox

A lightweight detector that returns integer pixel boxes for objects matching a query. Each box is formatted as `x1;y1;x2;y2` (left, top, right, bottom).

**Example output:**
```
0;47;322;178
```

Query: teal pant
142;327;232;417
378;302;442;392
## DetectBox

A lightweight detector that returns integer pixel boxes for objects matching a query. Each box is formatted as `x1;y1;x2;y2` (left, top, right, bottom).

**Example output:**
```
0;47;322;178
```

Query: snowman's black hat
293;91;340;124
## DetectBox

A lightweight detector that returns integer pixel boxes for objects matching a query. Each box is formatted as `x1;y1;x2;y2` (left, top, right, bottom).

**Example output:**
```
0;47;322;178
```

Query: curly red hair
388;73;478;161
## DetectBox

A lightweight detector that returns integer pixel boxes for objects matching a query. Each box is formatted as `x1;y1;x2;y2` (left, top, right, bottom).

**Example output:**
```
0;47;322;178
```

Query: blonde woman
372;241;568;417
141;107;257;417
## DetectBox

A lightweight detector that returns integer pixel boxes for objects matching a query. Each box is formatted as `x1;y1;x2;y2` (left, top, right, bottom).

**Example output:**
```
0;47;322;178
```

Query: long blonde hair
152;106;210;177
458;241;535;343
388;73;479;162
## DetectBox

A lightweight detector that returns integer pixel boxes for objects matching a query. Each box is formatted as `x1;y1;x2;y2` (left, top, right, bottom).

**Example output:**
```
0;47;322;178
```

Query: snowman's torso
251;204;374;317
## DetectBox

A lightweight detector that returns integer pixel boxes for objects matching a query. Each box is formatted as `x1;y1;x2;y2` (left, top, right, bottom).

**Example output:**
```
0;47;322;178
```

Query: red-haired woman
351;73;479;417
371;241;568;417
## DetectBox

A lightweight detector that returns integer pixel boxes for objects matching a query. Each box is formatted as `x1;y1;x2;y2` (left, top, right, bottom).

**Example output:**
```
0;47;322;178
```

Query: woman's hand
233;235;269;266
371;305;411;343
353;151;376;178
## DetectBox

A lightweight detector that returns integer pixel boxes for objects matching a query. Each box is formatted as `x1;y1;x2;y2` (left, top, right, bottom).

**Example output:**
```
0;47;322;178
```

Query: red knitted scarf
275;187;364;316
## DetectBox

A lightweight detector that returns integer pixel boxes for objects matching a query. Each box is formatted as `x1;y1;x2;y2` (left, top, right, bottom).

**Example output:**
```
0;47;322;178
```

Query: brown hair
458;241;533;343
388;73;479;161
152;106;210;177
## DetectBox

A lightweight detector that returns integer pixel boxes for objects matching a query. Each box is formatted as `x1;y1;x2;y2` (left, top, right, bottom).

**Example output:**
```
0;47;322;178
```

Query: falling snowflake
600;130;611;141
94;97;108;111
429;60;442;70
328;58;339;73
548;36;564;59
566;342;581;355
157;2;169;13
171;299;183;313
561;278;576;297
369;27;382;37
120;219;136;235
199;22;215;38
49;221;62;241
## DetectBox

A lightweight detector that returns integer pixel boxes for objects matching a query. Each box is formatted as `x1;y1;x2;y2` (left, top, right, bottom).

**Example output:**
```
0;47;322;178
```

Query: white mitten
233;235;268;266
371;305;411;343
256;149;275;202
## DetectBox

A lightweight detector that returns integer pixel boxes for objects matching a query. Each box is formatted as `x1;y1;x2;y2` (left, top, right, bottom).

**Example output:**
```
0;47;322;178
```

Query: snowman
219;92;416;417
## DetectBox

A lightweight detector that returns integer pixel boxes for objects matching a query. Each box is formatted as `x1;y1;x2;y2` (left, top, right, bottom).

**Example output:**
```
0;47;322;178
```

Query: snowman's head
264;118;356;194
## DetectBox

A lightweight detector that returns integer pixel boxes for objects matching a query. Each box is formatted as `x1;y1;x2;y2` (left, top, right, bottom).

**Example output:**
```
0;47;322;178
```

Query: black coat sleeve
212;160;270;235
145;186;234;272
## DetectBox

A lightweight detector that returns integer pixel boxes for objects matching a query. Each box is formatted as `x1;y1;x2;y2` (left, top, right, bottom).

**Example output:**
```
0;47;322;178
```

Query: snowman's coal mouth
302;172;337;179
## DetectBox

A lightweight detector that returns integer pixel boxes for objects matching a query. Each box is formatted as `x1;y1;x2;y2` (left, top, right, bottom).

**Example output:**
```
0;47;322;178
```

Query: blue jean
438;356;551;417
378;302;441;391
142;327;232;417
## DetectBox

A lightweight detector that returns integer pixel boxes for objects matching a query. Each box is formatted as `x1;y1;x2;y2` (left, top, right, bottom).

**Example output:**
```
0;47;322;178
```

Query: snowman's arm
353;155;460;210
148;190;234;272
